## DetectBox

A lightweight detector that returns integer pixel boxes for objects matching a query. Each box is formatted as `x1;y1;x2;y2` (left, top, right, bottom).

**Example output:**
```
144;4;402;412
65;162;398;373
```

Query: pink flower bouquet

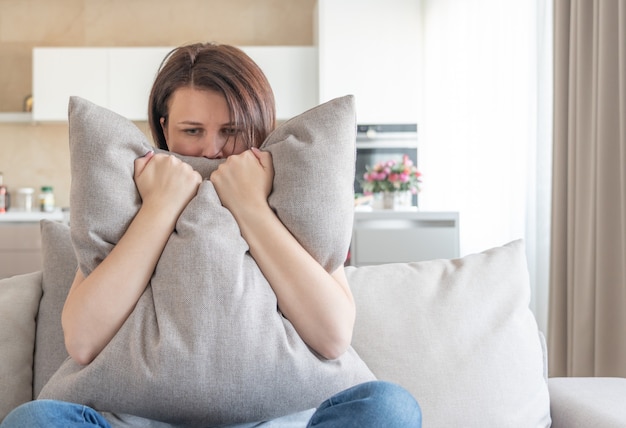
361;155;422;194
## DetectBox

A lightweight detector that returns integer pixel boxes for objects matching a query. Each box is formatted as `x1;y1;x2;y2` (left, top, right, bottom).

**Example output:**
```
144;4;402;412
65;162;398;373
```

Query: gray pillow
39;96;374;426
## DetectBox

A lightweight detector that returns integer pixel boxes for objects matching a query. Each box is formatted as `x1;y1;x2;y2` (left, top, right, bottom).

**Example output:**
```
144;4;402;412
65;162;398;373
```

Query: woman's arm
62;152;202;365
210;148;355;360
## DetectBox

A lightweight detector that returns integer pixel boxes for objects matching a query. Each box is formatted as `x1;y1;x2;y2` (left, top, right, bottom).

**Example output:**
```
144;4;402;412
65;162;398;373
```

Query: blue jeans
0;399;111;427
308;381;421;428
1;381;421;427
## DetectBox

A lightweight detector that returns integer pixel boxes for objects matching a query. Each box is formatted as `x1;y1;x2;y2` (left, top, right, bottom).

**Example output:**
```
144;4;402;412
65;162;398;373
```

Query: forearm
62;202;179;365
234;203;355;360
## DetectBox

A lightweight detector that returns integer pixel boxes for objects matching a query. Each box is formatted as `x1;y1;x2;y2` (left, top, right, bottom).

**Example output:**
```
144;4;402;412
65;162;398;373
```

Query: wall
0;0;315;207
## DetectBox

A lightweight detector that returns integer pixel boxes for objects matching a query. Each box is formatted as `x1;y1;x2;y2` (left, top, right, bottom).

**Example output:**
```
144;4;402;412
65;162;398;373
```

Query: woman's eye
183;128;201;136
222;127;239;136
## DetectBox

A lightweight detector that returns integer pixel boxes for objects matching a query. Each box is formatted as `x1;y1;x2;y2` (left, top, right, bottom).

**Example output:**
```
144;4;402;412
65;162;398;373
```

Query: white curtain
418;0;553;333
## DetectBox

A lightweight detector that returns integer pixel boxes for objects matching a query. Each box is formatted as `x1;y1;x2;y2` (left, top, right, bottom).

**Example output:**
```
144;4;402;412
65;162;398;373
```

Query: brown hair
148;43;276;150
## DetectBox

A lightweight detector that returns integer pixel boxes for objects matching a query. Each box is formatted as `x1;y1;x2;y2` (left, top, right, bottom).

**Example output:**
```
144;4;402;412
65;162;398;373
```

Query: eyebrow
176;120;237;127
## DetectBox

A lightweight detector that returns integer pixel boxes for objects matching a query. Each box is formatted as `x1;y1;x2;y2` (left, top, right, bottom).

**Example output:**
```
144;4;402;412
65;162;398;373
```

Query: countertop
354;206;459;221
0;208;66;223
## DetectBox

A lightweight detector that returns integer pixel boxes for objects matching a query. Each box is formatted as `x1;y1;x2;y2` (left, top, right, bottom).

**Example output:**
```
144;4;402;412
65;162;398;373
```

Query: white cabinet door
33;47;168;122
108;47;172;121
242;46;318;119
33;48;109;121
316;0;422;124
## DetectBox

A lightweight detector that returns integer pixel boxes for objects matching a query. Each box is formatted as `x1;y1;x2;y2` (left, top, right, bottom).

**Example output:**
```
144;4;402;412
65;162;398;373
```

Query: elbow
62;317;99;366
64;335;99;366
318;345;349;361
314;307;356;360
70;351;95;367
315;328;354;361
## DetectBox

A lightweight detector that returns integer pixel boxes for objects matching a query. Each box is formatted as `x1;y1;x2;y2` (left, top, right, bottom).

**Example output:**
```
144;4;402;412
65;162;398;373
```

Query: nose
201;133;226;159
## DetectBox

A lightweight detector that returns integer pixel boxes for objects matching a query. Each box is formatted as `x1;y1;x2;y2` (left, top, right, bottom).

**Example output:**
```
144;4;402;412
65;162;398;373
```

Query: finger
250;147;262;160
134;150;155;177
250;147;272;168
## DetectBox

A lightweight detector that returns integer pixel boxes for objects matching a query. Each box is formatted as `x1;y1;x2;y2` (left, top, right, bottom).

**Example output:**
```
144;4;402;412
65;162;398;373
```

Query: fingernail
144;150;154;157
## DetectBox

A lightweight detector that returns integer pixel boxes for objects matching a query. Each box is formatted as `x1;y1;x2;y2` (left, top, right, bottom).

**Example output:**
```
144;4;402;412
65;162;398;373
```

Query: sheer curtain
418;0;553;333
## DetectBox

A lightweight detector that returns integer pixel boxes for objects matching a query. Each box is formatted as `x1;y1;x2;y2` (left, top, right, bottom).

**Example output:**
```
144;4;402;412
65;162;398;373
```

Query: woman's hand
134;151;202;217
210;147;274;217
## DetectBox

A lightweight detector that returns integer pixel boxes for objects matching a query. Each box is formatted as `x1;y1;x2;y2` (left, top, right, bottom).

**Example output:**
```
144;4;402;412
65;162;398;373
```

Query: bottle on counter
0;172;10;214
39;186;55;213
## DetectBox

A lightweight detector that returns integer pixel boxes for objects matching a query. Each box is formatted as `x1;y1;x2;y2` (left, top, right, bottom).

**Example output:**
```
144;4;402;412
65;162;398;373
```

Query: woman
1;43;421;427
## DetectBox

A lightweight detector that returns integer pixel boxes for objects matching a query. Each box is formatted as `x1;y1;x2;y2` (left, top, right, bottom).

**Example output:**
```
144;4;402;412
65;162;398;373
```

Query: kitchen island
349;207;459;266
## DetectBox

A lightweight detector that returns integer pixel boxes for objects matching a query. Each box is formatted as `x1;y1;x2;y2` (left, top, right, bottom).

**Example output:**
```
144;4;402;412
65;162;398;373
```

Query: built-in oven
354;124;419;206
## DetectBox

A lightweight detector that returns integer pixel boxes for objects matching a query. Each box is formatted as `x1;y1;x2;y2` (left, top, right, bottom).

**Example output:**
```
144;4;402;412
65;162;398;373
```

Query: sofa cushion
549;377;626;427
347;240;551;428
33;220;76;397
38;96;374;426
0;271;43;422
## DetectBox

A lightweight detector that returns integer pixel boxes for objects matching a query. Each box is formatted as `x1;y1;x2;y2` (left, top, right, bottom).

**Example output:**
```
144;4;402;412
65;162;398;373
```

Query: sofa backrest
0;271;42;421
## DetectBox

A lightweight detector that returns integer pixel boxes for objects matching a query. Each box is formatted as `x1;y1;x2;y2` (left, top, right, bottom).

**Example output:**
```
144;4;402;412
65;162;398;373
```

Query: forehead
167;87;230;122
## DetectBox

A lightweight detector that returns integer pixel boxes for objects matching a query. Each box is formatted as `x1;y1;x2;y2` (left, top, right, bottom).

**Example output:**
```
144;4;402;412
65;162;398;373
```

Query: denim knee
0;400;111;428
357;381;422;426
309;380;421;427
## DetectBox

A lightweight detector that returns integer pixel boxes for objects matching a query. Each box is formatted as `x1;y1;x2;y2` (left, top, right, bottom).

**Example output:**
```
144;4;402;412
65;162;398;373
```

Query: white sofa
2;221;626;427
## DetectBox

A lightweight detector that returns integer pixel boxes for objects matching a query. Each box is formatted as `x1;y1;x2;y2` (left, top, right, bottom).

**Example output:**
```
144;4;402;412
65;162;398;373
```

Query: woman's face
160;86;247;159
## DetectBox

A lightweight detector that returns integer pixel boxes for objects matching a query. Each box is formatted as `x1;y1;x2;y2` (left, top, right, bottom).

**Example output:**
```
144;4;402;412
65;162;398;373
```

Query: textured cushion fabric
0;271;43;422
549;377;626;428
33;220;76;397
39;96;374;426
347;240;551;428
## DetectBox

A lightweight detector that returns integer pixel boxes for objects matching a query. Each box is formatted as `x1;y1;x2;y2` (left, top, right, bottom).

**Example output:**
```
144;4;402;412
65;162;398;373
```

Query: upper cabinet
33;47;169;121
242;46;318;121
33;48;108;121
316;0;423;124
108;48;172;121
32;46;318;122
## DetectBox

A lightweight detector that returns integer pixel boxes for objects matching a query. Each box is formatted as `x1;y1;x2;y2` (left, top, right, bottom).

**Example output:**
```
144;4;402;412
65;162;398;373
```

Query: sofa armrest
0;271;43;422
549;377;626;428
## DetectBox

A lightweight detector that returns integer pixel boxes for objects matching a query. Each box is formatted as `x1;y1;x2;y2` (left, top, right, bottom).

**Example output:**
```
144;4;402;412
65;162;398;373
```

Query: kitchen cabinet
316;0;423;124
0;210;66;279
0;223;44;279
108;48;172;120
241;46;318;120
33;47;177;121
33;48;109;121
349;209;459;266
32;46;318;122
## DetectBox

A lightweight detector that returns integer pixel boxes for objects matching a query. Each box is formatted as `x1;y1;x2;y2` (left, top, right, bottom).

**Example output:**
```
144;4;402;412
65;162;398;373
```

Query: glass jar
39;186;55;213
16;187;35;212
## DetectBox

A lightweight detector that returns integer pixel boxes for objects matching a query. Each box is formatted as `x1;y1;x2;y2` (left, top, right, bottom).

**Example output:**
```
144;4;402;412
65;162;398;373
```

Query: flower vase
370;192;394;209
394;190;413;209
371;192;385;210
371;191;413;210
383;191;395;209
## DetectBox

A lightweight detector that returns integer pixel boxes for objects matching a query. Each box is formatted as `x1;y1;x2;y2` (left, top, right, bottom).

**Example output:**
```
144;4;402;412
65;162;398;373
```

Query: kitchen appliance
355;124;419;206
